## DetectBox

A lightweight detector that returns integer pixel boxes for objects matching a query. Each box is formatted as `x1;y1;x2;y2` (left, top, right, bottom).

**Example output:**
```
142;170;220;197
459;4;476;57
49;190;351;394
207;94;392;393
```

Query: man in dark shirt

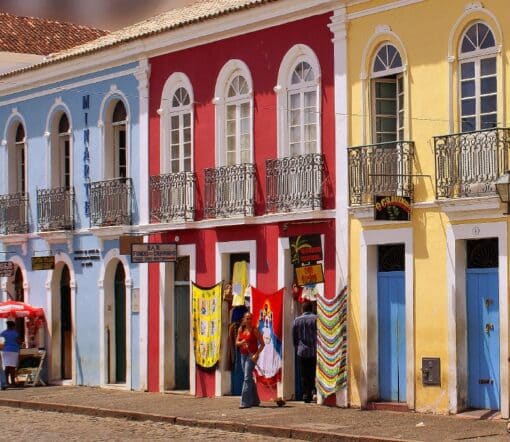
292;301;317;403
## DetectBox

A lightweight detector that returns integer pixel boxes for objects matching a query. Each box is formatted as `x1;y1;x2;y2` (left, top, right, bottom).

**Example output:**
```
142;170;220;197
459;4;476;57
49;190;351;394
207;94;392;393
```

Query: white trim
2;111;27;194
98;249;133;389
158;243;196;395
359;228;414;409
446;221;508;417
0;66;140;107
276;44;321;158
329;6;349;407
347;0;424;20
214;59;253;166
4;255;30;301
215;240;256;396
159;72;194;174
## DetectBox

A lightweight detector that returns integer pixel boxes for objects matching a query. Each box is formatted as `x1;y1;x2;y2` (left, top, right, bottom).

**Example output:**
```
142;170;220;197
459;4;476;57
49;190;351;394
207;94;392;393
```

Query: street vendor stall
0;301;46;386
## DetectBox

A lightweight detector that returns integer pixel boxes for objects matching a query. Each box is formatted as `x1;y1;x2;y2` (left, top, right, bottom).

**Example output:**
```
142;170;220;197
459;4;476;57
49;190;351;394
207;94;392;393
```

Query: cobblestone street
0;406;292;441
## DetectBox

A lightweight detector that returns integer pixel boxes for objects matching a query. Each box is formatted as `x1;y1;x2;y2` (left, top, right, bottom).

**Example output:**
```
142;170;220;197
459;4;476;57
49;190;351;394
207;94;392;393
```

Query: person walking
1;320;21;387
236;311;264;409
293;301;317;403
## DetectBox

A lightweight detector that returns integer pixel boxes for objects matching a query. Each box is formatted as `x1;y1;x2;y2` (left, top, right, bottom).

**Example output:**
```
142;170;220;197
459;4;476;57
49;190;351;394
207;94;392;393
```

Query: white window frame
14;124;26;194
276;44;321;158
159;72;194;174
213;60;253;167
458;22;498;132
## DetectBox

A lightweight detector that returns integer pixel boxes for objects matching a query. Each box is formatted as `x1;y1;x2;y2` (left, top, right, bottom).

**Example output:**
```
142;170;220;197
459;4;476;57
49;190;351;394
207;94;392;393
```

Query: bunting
316;286;348;397
192;282;222;368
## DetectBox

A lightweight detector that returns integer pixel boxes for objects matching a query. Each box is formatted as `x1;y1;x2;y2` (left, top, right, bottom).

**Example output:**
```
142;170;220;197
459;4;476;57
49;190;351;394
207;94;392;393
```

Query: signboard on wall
374;195;412;221
295;264;325;286
32;256;55;271
131;243;177;263
289;234;323;267
0;261;14;277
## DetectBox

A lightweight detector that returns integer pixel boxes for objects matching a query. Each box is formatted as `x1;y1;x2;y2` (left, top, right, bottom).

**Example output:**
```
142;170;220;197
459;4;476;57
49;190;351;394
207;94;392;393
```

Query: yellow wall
346;0;510;412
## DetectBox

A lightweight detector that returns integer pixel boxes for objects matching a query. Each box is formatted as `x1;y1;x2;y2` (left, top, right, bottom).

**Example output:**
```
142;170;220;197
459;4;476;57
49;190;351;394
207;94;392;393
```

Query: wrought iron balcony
204;163;255;218
150;172;195;223
266;153;324;213
0;192;29;235
37;187;74;231
434;128;510;199
89;178;132;227
348;141;414;206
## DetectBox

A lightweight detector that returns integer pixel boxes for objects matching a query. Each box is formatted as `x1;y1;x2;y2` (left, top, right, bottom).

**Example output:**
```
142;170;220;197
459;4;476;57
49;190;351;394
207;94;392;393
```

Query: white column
135;59;151;391
328;6;349;408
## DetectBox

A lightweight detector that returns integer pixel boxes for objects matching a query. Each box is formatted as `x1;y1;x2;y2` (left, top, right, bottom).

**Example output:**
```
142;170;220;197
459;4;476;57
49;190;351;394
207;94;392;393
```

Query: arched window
225;74;251;165
458;22;497;132
112;100;127;178
51;113;71;189
169;87;192;172
371;43;404;143
288;61;318;155
8;123;27;194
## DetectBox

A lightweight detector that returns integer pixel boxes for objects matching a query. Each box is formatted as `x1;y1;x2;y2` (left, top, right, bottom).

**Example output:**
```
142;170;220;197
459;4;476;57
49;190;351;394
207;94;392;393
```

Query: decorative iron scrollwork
37;187;74;231
150;172;195;223
89;178;132;227
0;192;29;234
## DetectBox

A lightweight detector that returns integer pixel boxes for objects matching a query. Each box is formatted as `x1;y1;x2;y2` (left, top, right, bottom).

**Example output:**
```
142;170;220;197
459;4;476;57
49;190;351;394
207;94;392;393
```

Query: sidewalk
0;386;508;441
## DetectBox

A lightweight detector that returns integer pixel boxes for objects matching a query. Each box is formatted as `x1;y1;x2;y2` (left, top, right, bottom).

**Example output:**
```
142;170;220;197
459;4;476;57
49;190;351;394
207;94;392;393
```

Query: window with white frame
458;22;497;132
54;113;71;189
11;123;26;194
225;74;251;166
371;43;404;143
169;87;192;173
288;61;318;156
112;100;127;178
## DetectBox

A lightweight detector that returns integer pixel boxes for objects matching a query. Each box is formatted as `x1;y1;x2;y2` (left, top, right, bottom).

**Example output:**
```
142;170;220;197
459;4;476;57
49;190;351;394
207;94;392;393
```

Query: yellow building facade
345;0;510;416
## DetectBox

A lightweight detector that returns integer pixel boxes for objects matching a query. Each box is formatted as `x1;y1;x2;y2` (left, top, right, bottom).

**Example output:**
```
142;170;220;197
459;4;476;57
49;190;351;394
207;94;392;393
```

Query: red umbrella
0;301;44;319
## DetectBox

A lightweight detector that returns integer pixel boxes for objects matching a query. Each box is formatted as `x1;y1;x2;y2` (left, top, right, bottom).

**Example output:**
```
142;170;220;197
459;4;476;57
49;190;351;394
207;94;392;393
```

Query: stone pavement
0;386;508;441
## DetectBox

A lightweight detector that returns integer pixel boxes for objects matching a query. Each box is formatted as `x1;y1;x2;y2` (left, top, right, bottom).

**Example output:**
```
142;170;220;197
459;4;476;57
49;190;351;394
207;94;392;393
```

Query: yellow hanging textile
231;260;248;307
192;282;222;368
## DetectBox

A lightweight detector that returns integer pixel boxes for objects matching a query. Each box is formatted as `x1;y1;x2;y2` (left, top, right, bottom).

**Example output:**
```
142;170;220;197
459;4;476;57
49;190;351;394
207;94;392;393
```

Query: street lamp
495;170;510;215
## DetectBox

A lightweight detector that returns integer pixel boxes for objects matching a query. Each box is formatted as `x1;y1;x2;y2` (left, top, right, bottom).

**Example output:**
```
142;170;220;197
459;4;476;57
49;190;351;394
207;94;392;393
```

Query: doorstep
456;409;502;420
367;402;410;412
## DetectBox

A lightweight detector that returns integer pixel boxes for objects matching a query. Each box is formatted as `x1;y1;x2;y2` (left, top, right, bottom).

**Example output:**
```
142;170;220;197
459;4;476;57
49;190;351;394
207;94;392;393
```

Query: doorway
60;265;72;380
113;263;126;384
466;238;500;410
174;257;190;390
13;267;25;344
377;244;406;403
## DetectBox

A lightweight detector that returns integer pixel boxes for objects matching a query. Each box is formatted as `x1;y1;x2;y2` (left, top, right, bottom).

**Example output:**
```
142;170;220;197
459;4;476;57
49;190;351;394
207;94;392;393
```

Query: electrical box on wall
422;358;440;386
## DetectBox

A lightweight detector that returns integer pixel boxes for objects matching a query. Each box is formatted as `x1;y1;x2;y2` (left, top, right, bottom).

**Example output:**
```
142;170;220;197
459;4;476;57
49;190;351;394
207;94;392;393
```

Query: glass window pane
304;107;316;124
183;113;191;127
461;98;476;116
481;57;496;76
227;136;236;152
171;145;179;159
171;160;179;173
481;77;497;94
460;62;475;79
305;125;316;142
290;93;300;109
290;109;300;126
226;151;236;166
290;143;299;156
376;100;397;115
481;95;497;113
183;128;191;143
290;126;300;143
171;129;179;144
226;120;235;136
481;114;497;129
171;115;179;128
461;80;475;98
304;91;316;107
376;82;396;98
241;102;250;118
241;150;250;164
184;142;191;158
184;159;191;172
379;117;397;132
479;25;495;49
227;105;236;119
240;117;250;133
461;117;476;132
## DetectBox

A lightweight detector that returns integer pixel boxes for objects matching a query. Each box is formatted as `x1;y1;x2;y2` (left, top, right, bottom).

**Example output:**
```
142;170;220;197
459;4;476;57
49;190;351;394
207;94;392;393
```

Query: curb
0;398;409;442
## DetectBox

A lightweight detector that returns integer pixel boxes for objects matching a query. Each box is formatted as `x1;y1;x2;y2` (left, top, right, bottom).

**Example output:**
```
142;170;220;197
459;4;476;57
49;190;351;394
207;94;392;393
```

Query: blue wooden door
467;268;500;410
378;271;406;402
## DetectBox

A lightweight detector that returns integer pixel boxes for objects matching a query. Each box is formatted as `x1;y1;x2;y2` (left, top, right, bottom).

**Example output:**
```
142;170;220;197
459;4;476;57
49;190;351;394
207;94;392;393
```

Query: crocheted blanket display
316;286;348;397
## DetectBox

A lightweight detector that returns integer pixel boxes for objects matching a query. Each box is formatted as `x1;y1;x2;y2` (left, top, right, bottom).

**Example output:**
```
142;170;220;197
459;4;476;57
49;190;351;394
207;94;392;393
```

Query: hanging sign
295;264;325;286
289;234;323;267
32;256;55;271
131;243;177;263
0;262;14;277
374;195;412;221
120;235;144;255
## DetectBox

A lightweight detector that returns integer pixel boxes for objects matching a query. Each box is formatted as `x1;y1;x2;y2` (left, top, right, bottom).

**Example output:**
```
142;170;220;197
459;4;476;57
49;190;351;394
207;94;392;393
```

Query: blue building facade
0;60;149;390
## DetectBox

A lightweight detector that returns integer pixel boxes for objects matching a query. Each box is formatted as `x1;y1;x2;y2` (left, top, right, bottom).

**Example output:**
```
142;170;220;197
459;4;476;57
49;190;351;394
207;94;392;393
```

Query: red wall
147;13;335;394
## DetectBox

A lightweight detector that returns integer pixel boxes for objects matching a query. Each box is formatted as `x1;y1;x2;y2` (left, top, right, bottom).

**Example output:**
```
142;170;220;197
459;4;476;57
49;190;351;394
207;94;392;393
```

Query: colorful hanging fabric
231;261;248;307
251;287;284;386
316;286;348;397
192;282;222;368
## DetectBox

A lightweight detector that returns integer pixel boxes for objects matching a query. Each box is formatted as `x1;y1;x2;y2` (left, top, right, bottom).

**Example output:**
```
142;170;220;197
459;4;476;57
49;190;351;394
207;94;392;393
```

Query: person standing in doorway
293;301;317;403
1;320;21;386
236;311;264;409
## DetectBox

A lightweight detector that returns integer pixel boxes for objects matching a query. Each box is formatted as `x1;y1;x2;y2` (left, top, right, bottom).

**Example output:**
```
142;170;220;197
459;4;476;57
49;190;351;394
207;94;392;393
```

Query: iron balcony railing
89;177;132;227
348;140;414;206
37;187;74;231
0;192;29;234
150;171;195;223
434;128;510;199
266;153;324;213
204;163;255;218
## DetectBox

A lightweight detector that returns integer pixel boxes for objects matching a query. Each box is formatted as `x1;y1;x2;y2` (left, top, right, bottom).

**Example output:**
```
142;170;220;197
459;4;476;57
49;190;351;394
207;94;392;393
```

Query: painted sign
374;195;412;221
295;264;325;286
0;261;14;277
32;256;55;271
131;243;177;263
289;234;323;267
